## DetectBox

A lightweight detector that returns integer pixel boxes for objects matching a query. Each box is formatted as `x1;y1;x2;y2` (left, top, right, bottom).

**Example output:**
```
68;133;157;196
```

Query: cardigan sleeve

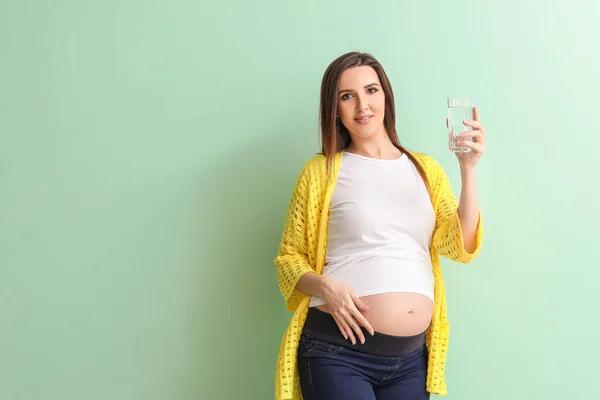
273;165;315;312
430;157;484;263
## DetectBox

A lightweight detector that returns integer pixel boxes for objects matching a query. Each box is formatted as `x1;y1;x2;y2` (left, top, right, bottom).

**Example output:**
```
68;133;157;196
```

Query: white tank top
309;151;436;307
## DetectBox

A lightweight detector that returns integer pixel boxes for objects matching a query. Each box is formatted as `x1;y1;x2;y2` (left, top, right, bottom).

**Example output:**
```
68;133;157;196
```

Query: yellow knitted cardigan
274;150;484;399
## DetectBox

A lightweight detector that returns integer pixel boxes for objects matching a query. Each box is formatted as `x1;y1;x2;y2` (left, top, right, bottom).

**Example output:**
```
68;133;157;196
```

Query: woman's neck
346;135;402;160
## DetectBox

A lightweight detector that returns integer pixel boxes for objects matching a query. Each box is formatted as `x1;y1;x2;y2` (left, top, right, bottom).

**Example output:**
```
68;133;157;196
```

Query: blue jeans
297;333;430;400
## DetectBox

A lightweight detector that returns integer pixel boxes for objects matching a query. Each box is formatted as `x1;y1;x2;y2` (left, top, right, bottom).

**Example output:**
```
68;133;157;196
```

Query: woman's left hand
454;107;485;170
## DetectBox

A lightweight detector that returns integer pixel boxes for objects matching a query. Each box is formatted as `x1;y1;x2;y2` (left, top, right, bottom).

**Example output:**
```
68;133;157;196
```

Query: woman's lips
355;115;373;124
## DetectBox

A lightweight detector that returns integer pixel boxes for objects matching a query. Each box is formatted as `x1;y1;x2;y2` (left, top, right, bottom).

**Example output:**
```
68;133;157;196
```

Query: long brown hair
319;52;429;192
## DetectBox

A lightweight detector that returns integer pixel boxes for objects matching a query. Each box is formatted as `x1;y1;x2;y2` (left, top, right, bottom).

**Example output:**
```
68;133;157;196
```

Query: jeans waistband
302;307;427;357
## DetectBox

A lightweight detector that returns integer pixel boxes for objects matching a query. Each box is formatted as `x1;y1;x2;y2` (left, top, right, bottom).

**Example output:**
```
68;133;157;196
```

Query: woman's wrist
318;275;333;298
460;165;476;177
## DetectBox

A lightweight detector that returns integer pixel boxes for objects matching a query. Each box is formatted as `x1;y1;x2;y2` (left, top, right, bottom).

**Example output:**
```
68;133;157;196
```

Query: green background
1;1;598;399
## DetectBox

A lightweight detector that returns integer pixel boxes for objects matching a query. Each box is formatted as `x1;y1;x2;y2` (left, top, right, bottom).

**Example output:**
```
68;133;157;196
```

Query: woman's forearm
296;271;329;297
458;167;480;253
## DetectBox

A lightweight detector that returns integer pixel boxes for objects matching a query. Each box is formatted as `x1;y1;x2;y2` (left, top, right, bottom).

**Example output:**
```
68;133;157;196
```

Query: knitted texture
274;151;484;399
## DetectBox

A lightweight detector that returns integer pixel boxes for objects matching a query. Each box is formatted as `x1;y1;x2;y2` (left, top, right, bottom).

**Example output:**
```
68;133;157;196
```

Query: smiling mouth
355;115;373;123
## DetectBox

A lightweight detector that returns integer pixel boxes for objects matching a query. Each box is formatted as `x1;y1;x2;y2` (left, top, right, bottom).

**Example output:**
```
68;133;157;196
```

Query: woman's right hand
321;277;375;345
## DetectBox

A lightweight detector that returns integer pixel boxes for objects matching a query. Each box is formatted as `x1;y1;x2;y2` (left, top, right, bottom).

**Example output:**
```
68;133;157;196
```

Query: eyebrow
338;83;380;95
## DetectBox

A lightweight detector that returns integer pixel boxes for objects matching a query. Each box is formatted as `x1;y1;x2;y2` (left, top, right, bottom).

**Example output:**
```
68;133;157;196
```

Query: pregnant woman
273;51;485;400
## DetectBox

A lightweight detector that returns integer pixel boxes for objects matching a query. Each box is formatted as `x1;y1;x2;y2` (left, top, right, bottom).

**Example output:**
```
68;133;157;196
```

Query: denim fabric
297;333;430;400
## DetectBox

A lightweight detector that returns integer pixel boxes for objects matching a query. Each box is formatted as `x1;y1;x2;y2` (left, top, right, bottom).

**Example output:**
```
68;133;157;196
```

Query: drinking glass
447;97;473;153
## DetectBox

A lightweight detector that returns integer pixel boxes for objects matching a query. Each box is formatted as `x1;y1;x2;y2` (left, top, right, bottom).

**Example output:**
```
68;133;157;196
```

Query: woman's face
337;66;386;142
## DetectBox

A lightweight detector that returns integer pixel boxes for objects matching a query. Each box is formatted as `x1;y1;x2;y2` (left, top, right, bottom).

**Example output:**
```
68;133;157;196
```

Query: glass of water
447;97;473;153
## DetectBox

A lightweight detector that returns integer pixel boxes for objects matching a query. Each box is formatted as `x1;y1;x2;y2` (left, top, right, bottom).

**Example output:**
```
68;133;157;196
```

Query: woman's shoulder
297;149;446;180
406;149;438;169
299;152;333;176
303;153;327;168
292;152;340;189
405;149;451;186
288;153;327;186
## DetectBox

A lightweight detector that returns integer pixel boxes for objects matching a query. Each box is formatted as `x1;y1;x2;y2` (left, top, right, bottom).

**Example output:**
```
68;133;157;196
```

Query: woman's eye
368;87;378;94
341;93;353;101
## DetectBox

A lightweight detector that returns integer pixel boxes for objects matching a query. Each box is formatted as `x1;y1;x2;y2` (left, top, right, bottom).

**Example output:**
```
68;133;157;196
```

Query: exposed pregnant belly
317;292;433;336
